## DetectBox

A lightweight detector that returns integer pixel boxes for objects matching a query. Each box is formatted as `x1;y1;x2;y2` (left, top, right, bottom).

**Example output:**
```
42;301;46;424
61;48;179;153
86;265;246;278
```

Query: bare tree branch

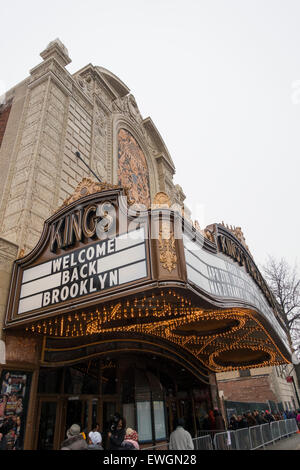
262;256;300;352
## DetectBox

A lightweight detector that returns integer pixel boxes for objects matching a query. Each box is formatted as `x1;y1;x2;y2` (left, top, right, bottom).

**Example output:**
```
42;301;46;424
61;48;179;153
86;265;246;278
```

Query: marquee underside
15;287;290;373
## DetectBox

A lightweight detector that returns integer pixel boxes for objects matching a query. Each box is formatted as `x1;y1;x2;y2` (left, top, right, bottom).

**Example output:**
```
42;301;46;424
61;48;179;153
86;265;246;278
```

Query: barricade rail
141;419;298;451
213;418;298;450
142;434;213;451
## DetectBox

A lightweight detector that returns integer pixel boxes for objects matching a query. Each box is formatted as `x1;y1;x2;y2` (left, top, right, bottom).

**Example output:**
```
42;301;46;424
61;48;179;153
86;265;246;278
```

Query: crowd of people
1;406;300;450
60;414;140;450
227;409;300;431
60;414;196;451
198;408;300;432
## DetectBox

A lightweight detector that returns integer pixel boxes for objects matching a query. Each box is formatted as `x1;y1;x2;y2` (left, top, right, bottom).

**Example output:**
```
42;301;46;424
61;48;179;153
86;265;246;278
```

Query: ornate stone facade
0;39;185;256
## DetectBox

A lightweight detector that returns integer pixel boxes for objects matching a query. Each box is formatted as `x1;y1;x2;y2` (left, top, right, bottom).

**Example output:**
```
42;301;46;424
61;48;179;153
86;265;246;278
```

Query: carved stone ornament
6;334;40;365
17;248;25;259
204;228;215;243
57;178;133;212
220;222;251;253
152;192;171;208
159;226;177;273
75;74;94;99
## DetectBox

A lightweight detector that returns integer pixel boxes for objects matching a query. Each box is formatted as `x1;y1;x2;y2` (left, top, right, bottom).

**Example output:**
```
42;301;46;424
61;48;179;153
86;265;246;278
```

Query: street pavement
264;433;300;450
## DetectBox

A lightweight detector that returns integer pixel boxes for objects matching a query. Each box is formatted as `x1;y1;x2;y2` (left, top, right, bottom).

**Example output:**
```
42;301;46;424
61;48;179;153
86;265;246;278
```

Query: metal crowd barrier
142;441;170;450
270;421;280;443
235;428;252;450
261;422;273;446
193;435;214;450
143;435;214;451
141;419;298;451
213;419;298;450
213;430;237;450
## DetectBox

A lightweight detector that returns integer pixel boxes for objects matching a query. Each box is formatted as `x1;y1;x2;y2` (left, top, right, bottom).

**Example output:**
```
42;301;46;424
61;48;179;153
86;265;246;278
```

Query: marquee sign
183;234;291;354
18;228;147;315
5;187;151;326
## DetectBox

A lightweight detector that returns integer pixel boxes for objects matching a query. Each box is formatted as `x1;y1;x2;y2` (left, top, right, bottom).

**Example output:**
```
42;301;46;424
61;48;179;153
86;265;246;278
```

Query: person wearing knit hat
88;430;103;450
123;427;139;450
60;424;88;450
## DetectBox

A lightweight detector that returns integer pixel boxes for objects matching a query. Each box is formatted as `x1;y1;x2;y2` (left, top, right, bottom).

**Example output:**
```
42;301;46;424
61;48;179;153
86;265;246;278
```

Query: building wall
218;375;277;403
217;366;300;410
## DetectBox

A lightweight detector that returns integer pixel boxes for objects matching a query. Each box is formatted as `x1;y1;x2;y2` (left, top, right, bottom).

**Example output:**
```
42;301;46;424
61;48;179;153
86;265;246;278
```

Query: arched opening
35;347;212;449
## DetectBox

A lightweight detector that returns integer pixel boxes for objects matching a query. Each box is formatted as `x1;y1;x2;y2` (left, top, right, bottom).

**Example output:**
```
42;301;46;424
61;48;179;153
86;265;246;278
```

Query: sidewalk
264;433;300;450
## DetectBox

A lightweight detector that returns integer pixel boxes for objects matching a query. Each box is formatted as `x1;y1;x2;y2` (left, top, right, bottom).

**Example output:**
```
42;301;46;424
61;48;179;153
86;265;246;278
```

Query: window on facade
64;363;98;394
134;368;167;442
102;360;117;395
153;401;166;440
123;403;135;429
38;368;63;393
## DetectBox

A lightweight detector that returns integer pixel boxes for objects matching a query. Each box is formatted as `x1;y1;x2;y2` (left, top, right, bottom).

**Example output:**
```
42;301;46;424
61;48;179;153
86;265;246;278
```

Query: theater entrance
34;351;211;450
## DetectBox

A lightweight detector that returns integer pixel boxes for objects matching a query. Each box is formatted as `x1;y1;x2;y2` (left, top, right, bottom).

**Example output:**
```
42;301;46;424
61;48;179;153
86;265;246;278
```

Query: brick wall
219;376;278;403
0;103;12;149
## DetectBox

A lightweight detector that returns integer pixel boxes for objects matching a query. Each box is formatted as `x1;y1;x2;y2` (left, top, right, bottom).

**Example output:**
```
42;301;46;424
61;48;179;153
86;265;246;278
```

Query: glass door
36;400;58;450
65;398;89;435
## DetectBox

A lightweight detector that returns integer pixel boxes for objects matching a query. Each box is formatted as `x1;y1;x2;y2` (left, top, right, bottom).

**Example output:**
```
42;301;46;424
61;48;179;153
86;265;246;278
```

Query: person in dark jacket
228;415;238;430
202;413;211;431
253;410;264;425
237;414;248;429
214;410;225;430
264;410;275;422
108;416;126;450
246;411;257;427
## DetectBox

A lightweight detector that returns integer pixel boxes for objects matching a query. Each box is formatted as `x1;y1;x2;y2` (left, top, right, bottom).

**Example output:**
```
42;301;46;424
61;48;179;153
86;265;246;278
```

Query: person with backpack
108;415;126;450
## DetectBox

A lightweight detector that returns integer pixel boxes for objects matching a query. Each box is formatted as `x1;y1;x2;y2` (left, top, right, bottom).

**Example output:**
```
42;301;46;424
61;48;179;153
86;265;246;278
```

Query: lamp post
75;151;102;183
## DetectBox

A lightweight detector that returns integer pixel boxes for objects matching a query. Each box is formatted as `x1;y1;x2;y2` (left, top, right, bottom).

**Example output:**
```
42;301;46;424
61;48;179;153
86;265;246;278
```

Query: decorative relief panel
113;95;143;126
118;129;151;208
94;82;113;110
159;228;177;273
92;101;108;182
5;334;40;365
75;73;94;100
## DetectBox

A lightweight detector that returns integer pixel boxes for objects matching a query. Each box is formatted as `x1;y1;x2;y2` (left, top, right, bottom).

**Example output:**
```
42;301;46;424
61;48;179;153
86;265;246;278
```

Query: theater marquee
5;186;153;326
4;182;292;371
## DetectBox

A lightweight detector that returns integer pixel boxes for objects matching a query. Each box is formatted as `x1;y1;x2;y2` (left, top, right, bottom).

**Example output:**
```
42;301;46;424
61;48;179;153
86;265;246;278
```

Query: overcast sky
1;0;300;272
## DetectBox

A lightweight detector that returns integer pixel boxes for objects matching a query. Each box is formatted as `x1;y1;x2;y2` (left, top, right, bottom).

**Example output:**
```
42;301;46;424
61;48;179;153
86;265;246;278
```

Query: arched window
121;366;167;443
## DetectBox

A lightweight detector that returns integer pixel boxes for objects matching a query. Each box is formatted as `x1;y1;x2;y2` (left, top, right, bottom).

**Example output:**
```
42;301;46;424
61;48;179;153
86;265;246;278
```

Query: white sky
1;0;300;272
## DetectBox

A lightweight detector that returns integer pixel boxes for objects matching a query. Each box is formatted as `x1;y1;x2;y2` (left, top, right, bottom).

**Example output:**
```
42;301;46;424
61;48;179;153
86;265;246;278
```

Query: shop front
1;180;292;449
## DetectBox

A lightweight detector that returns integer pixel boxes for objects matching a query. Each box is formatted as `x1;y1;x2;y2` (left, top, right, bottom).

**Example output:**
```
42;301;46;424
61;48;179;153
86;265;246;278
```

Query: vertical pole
292;377;300;408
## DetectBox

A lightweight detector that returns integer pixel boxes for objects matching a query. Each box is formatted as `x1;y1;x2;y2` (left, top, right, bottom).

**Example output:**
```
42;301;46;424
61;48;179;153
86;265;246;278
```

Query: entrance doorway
35;352;211;449
36;400;58;450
